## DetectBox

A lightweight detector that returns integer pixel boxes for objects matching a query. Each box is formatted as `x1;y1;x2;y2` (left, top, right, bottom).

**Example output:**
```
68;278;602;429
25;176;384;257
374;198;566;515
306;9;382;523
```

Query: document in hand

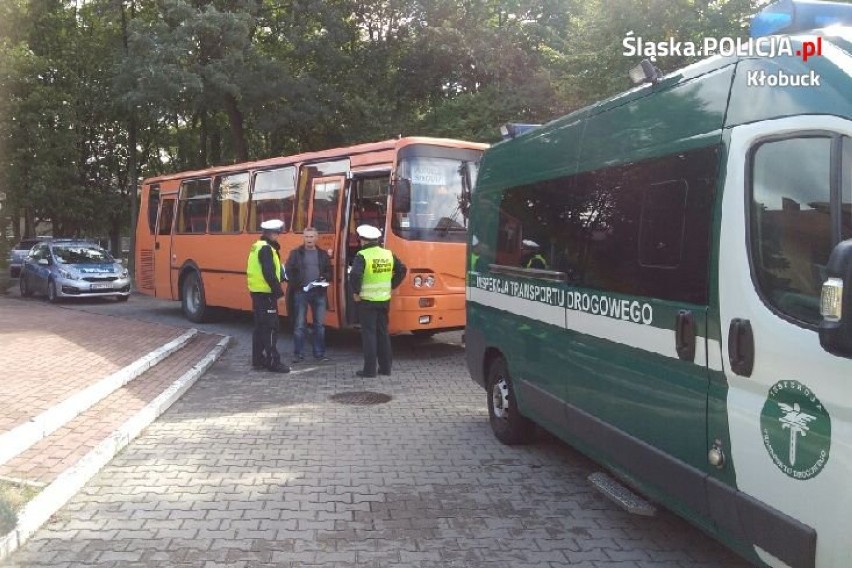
303;280;331;292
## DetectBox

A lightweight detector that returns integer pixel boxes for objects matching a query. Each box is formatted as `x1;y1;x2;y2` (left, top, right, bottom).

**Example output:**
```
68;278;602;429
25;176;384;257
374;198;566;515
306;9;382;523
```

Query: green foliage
0;496;16;535
0;0;762;240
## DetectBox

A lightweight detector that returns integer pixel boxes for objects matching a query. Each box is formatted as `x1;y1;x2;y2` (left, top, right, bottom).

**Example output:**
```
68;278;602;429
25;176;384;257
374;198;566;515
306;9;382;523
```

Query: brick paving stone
0;333;222;485
2;294;754;568
0;297;185;435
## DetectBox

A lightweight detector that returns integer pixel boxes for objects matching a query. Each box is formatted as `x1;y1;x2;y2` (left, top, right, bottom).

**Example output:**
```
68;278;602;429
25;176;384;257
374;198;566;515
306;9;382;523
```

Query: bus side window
147;185;160;235
177;179;212;234
210;173;249;234
251;167;296;232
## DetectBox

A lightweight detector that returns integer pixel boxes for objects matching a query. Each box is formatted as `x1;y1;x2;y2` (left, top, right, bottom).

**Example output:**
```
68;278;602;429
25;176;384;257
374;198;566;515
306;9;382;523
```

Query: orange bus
135;137;488;335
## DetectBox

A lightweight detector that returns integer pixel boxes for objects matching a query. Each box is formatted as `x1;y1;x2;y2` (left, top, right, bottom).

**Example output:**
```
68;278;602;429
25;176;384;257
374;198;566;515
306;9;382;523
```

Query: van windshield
392;155;480;243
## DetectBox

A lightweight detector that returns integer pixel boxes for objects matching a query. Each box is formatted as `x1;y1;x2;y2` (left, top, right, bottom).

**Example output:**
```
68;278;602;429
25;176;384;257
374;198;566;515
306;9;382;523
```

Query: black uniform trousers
251;292;282;368
358;300;391;376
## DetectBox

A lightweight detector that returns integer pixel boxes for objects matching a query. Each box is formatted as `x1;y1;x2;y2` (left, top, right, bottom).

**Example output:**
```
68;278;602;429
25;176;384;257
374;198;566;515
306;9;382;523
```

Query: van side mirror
819;240;852;357
393;178;411;213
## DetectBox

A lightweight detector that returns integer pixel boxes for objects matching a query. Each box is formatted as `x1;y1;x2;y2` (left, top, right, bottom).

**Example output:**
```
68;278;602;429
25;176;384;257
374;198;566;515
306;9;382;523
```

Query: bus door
717;121;852;568
343;173;392;326
153;195;176;298
309;175;346;324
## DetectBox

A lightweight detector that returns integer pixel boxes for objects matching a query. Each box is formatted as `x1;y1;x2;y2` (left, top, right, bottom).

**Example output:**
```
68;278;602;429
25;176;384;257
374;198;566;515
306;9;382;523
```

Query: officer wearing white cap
350;224;407;377
245;219;290;373
521;238;547;270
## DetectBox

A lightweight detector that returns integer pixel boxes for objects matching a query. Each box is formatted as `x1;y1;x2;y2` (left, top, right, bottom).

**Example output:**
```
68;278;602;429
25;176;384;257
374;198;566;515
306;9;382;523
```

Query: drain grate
330;391;392;405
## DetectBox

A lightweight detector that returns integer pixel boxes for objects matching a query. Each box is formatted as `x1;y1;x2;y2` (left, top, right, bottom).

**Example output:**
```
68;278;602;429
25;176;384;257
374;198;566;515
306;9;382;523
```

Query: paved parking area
3;294;749;567
0;297;184;434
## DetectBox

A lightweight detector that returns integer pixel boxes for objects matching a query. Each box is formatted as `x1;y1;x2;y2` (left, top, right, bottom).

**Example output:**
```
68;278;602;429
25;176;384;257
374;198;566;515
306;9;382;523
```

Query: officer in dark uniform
350;224;407;378
246;219;290;373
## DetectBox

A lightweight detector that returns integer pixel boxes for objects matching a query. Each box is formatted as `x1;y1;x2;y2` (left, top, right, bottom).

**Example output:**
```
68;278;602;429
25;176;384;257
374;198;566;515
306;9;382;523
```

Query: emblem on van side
760;380;830;480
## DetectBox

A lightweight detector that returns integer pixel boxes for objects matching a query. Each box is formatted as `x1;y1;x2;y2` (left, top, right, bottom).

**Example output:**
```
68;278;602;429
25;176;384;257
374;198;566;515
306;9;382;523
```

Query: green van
465;6;852;568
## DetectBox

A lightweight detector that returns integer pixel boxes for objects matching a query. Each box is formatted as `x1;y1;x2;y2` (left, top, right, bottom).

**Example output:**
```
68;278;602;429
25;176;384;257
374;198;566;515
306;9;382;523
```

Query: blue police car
19;239;131;302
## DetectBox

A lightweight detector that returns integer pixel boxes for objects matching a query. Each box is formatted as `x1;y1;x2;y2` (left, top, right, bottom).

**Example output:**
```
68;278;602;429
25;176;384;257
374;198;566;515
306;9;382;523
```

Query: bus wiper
437;206;465;235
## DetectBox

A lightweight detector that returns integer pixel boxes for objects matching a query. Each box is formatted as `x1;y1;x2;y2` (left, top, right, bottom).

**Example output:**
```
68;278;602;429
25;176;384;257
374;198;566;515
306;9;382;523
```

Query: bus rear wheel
181;270;209;323
487;357;534;445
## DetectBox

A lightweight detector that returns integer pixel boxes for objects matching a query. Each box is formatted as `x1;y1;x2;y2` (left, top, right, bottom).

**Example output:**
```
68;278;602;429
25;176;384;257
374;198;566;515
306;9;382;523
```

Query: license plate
90;282;113;290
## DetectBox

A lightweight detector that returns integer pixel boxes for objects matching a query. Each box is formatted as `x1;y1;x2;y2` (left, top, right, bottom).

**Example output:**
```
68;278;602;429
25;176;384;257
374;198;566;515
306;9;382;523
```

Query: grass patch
0;479;42;536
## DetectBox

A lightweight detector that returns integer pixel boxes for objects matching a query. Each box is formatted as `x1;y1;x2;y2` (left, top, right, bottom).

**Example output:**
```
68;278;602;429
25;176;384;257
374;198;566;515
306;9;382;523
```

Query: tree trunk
223;93;249;163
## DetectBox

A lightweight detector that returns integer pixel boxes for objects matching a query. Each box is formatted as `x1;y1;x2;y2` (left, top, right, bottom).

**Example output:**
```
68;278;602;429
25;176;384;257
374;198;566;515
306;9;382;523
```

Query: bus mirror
394;178;412;213
819;240;852;357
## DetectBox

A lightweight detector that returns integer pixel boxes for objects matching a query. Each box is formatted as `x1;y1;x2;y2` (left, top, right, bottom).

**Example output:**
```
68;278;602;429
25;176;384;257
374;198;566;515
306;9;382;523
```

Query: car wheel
487;357;535;445
47;279;60;303
19;274;33;297
181;270;209;323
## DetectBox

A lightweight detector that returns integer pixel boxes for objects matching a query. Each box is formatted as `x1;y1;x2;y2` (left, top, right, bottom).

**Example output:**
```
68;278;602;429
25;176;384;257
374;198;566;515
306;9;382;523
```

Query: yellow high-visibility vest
357;246;394;301
526;253;547;269
246;240;282;293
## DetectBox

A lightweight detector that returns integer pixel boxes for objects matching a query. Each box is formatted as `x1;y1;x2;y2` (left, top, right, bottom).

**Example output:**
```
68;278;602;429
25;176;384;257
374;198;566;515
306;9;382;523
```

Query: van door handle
155;242;160;250
728;318;754;377
676;310;696;362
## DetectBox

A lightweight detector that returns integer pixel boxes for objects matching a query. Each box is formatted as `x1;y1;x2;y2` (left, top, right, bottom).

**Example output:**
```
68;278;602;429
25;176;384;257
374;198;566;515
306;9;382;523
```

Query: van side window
492;145;716;304
750;137;833;326
639;180;687;268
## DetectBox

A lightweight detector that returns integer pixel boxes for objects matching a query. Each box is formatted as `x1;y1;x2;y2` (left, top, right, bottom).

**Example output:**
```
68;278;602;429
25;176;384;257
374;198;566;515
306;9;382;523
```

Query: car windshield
52;244;114;264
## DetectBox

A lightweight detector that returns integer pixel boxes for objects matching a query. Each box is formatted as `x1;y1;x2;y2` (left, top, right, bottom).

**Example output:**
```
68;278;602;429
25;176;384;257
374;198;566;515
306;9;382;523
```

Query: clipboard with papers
303;280;330;292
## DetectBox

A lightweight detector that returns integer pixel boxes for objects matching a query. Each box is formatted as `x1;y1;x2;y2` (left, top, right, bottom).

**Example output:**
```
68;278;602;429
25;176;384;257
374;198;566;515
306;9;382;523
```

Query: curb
0;329;198;467
0;334;230;562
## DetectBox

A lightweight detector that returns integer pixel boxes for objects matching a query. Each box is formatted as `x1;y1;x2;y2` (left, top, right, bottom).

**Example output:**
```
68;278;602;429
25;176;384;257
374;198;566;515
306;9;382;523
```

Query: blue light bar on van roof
499;123;541;140
751;0;852;38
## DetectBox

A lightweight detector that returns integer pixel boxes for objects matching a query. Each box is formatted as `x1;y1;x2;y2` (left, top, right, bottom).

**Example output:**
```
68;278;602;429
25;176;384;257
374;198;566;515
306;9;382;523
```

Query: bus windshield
392;155;480;242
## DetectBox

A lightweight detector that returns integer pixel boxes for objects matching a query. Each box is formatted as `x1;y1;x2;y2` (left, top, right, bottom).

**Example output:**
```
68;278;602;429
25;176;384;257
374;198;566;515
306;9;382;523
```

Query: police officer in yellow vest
470;234;486;273
246;219;290;373
521;239;548;270
350;224;407;378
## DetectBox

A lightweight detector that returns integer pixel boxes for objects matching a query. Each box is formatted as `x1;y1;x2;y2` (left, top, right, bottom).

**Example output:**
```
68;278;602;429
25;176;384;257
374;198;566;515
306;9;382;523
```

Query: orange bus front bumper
388;293;466;334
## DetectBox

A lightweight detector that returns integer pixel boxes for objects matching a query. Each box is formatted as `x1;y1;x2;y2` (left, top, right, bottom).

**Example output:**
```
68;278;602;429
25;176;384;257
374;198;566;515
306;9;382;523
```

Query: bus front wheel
487;357;534;445
181;271;209;323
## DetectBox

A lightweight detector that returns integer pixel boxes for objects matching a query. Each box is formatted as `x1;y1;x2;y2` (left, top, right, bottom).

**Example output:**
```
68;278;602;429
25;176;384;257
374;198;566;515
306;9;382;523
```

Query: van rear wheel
487;357;534;445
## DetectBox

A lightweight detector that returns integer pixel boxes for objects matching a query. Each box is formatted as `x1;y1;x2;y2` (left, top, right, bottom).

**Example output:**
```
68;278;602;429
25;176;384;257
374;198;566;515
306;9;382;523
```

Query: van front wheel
487;358;534;445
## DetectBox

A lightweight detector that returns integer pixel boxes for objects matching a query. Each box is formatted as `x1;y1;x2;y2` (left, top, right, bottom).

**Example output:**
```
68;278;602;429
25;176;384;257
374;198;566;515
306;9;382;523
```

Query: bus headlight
821;277;844;322
413;275;423;287
424;275;435;287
